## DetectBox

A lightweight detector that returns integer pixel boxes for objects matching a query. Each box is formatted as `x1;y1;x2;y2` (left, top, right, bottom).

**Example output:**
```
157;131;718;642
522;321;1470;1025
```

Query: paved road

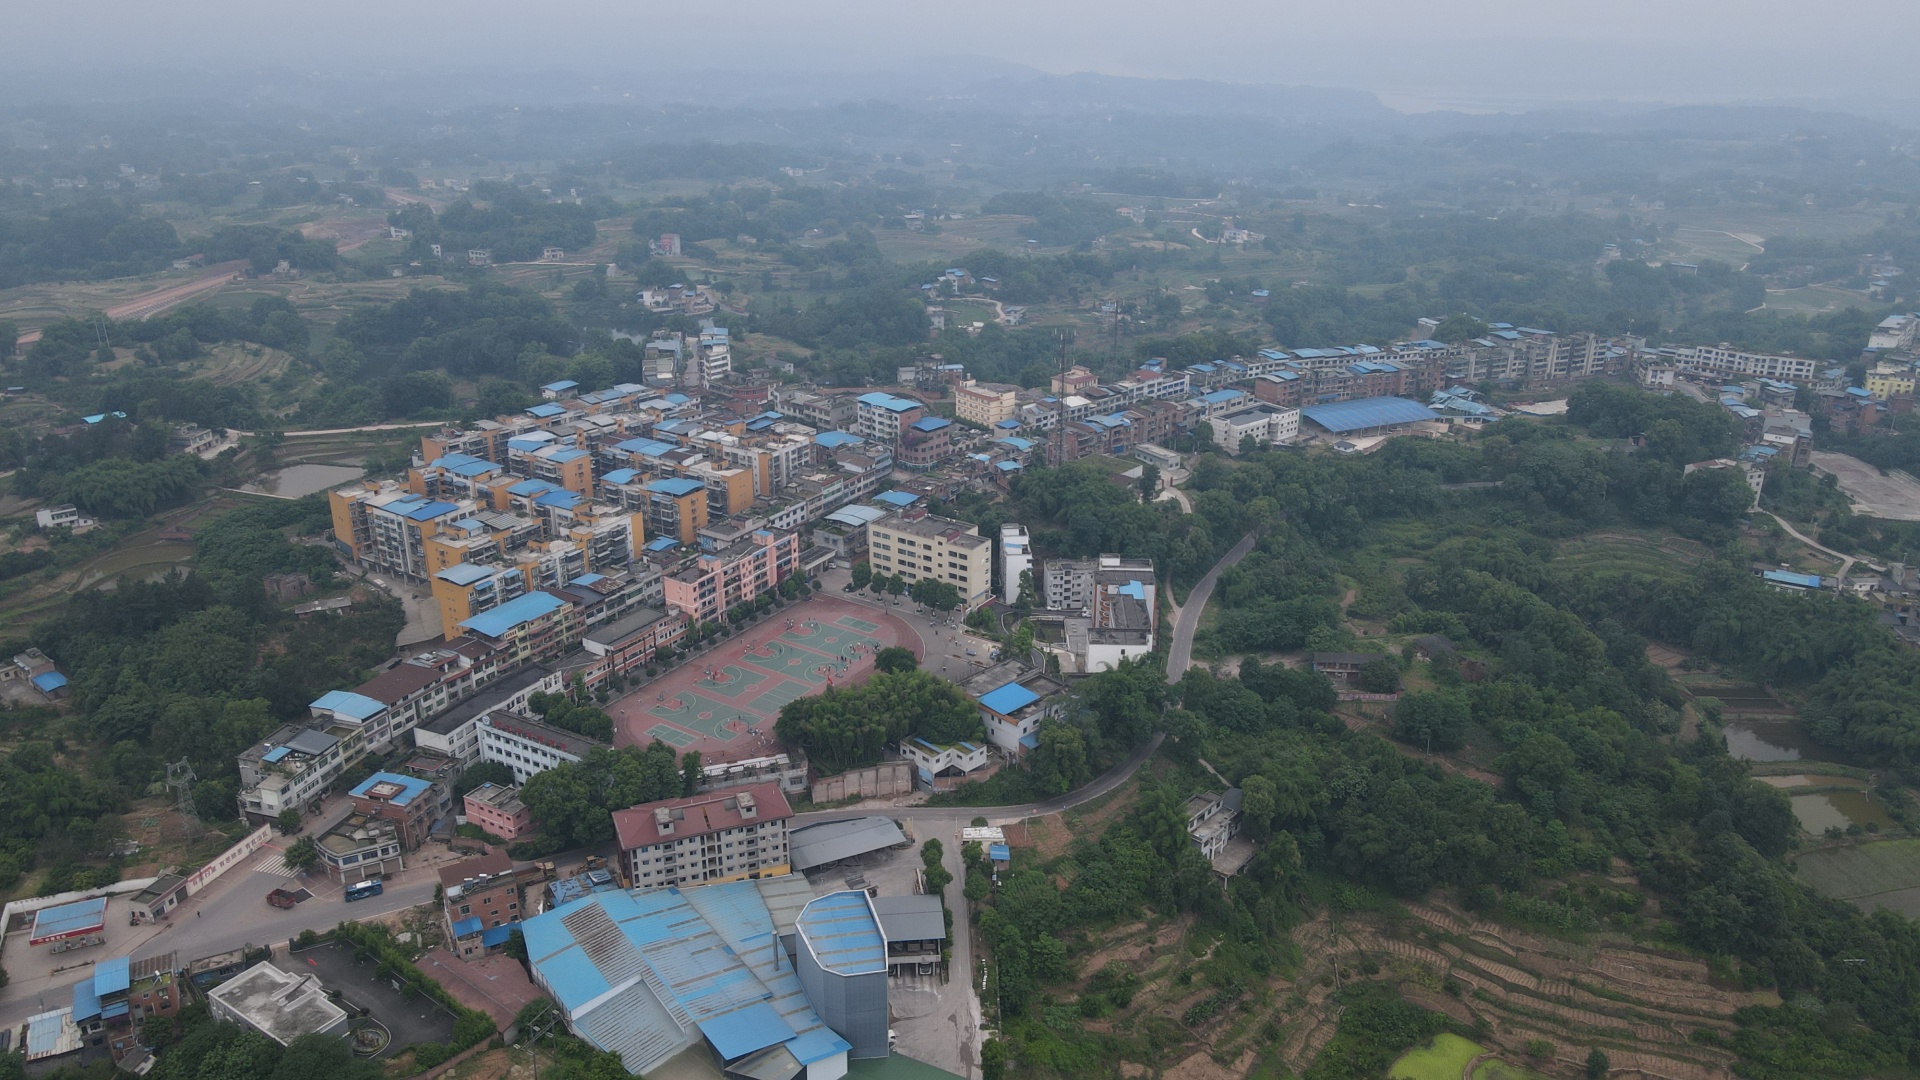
1168;530;1258;677
1758;509;1858;588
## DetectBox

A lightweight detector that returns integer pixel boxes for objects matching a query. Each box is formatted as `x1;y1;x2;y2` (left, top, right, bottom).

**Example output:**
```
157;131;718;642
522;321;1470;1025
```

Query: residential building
1867;364;1918;400
644;477;710;545
237;726;347;824
898;415;954;470
1212;403;1300;453
463;782;533;841
1311;652;1377;685
662;528;801;623
696;753;811;796
169;425;218;455
413;665;564;768
349;771;440;850
613;781;794;890
476;710;603;784
1670;344;1819;383
456;590;583;668
902;737;992;791
1186;789;1242;860
579;606;686;677
440;850;523;959
963;660;1072;759
855;392;926;445
999;524;1032;605
316;811;405;882
866;510;993;610
34;504;96;531
328;482;475;581
955;381;1020;425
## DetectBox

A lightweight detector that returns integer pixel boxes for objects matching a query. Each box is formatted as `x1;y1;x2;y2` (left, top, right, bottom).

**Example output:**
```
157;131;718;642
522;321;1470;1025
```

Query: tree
1392;690;1469;752
283;836;319;872
1585;1049;1610;1078
680;750;704;797
275;808;302;835
271;1032;383;1080
454;761;516;796
1137;463;1161;500
1357;656;1401;694
851;561;872;591
886;574;908;597
910;578;962;611
875;646;918;674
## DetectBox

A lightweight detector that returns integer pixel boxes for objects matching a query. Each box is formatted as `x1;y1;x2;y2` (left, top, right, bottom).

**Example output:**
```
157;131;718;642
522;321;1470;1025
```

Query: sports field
608;596;917;762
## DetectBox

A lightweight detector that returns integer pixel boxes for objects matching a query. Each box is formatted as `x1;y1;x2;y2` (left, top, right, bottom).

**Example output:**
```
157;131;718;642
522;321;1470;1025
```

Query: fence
184;824;275;896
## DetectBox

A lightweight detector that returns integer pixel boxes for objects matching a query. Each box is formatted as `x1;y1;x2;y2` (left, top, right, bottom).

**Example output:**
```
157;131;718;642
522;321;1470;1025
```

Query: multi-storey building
1000;524;1032;605
855;392;926;445
962;660;1072;760
349;771;441;850
462;782;534;840
613;782;793;891
237;726;348;824
455;590;583;669
642;477;710;544
1213;403;1300;452
328;483;476;581
441;850;524;959
580;606;687;677
898;415;954;470
476;710;603;784
955;381;1020;425
662;528;801;622
412;665;563;768
866;510;993;610
1671;344;1818;383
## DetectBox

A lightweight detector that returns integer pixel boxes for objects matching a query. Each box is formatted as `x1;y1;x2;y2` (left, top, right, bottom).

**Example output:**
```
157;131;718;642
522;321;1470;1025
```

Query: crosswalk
252;856;299;878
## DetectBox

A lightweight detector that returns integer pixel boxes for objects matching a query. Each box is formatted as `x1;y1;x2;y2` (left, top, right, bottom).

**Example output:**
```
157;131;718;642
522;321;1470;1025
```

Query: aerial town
7;19;1920;1080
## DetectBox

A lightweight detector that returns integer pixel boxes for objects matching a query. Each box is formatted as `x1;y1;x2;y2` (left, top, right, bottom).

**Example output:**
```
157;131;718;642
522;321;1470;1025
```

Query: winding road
1757;509;1858;589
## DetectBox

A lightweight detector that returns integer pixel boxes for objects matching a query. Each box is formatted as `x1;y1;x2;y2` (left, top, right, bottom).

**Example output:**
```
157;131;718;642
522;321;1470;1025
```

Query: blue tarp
979;682;1039;715
988;844;1011;862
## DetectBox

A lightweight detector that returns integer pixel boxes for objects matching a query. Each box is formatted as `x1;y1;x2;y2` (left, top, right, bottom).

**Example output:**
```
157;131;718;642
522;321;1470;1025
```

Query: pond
1723;717;1847;764
242;463;364;499
1791;791;1896;835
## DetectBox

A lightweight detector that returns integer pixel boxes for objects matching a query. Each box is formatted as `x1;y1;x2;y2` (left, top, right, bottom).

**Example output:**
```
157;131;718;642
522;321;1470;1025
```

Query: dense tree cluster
517;741;689;849
775;670;982;772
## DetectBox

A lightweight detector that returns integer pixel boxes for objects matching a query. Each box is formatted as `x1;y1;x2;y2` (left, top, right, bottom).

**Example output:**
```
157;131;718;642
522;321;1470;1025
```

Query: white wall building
1212;403;1300;453
999;523;1032;605
475;711;600;784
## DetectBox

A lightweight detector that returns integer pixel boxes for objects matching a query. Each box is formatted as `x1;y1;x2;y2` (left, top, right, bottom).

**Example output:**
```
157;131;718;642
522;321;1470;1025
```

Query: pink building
662;529;801;623
462;782;533;840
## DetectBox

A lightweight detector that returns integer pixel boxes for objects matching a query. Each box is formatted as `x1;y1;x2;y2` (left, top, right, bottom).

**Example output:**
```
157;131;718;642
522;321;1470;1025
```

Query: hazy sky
17;0;1920;109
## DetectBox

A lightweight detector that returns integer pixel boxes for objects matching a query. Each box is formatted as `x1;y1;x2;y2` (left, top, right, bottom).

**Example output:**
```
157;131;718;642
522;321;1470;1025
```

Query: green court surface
695;664;769;699
836;615;881;634
647;724;698;748
643;690;756;743
750;680;816;711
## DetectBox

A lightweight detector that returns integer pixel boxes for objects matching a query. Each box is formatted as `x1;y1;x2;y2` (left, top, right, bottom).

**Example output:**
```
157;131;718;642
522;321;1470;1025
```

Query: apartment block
476;710;603;785
462;782;533;841
955;381;1020;425
1000;524;1032;605
441;850;524;959
867;510;993;610
662;528;801;623
613;782;794;891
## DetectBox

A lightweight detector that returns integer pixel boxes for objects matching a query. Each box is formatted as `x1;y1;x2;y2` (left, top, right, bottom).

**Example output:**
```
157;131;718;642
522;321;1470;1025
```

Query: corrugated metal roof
871;894;946;944
787;817;907;872
977;682;1039;714
796;891;886;976
459;591;569;638
30;898;108;941
1301;396;1440;433
310;689;386;720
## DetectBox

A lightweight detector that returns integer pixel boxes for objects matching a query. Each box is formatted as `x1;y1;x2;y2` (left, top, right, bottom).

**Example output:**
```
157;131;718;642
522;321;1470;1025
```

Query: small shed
1412;635;1457;661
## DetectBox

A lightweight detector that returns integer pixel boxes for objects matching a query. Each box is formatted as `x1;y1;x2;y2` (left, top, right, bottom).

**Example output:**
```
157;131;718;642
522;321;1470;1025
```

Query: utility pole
1049;328;1074;468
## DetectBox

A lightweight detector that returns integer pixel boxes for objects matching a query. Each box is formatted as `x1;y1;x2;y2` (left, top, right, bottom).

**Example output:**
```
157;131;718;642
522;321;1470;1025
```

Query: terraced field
1108;898;1770;1080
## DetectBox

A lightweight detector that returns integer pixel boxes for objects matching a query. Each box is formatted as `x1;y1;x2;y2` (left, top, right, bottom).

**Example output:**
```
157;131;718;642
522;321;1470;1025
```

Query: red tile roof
612;781;792;851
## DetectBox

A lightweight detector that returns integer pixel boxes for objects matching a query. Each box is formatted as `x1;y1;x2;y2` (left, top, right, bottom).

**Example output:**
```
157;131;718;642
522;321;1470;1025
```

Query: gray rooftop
788;816;908;873
583;607;673;649
871;894;947;944
207;963;347;1046
421;664;553;735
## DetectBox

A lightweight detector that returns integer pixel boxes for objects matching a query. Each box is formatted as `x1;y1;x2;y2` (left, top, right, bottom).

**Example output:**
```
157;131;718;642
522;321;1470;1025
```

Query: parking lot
1812;450;1920;520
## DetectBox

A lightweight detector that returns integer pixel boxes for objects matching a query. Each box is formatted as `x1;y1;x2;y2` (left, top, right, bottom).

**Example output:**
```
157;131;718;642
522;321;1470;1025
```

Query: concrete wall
810;762;910;804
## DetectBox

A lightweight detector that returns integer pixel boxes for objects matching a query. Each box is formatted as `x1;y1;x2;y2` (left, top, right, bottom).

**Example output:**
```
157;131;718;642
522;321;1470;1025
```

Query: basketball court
609;596;919;762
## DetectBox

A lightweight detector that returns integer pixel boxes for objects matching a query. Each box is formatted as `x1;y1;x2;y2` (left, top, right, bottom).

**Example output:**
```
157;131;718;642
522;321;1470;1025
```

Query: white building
962;661;1072;759
901;738;991;789
1212;403;1299;453
1186;789;1242;860
999;524;1032;605
34;505;95;531
475;711;601;785
1670;344;1817;383
867;510;994;610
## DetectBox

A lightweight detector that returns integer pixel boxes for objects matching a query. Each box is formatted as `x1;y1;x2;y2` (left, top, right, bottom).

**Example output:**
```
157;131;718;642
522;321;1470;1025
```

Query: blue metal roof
310;689;386;720
72;976;100;1021
436;563;496;586
261;745;293;764
987;843;1011;862
460;591;568;637
1763;570;1824;589
544;447;591;463
994;436;1034;451
30;671;67;692
698;1002;790;1060
857;392;921;413
526;403;567;418
405;500;461;522
1201;389;1245;404
95;955;130;995
873;490;920;507
815;431;864;449
646;537;681;552
534;490;583;509
910;416;952;432
508;478;559;496
542;380;579;391
979;682;1040;714
995;460;1021;472
797;891;886;976
601;468;640;484
481;923;515;947
1302;396;1440;433
31;898;108;940
350;771;434;806
1019;732;1039;749
995;419;1021;429
1117;581;1147;600
647;477;705;497
615;437;678;457
572;573;606;586
451;916;483;937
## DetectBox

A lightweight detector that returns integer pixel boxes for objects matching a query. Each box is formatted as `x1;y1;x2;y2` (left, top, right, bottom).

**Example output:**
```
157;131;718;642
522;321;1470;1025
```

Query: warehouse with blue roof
1301;396;1441;436
522;876;874;1080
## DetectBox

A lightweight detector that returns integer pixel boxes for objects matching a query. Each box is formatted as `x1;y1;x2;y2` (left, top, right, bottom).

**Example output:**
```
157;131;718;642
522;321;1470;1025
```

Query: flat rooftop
207;963;347;1046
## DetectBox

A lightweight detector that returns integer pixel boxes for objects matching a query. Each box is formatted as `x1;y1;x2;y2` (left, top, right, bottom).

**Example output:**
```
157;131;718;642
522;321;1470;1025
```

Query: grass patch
1389;1033;1485;1080
1470;1060;1553;1080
